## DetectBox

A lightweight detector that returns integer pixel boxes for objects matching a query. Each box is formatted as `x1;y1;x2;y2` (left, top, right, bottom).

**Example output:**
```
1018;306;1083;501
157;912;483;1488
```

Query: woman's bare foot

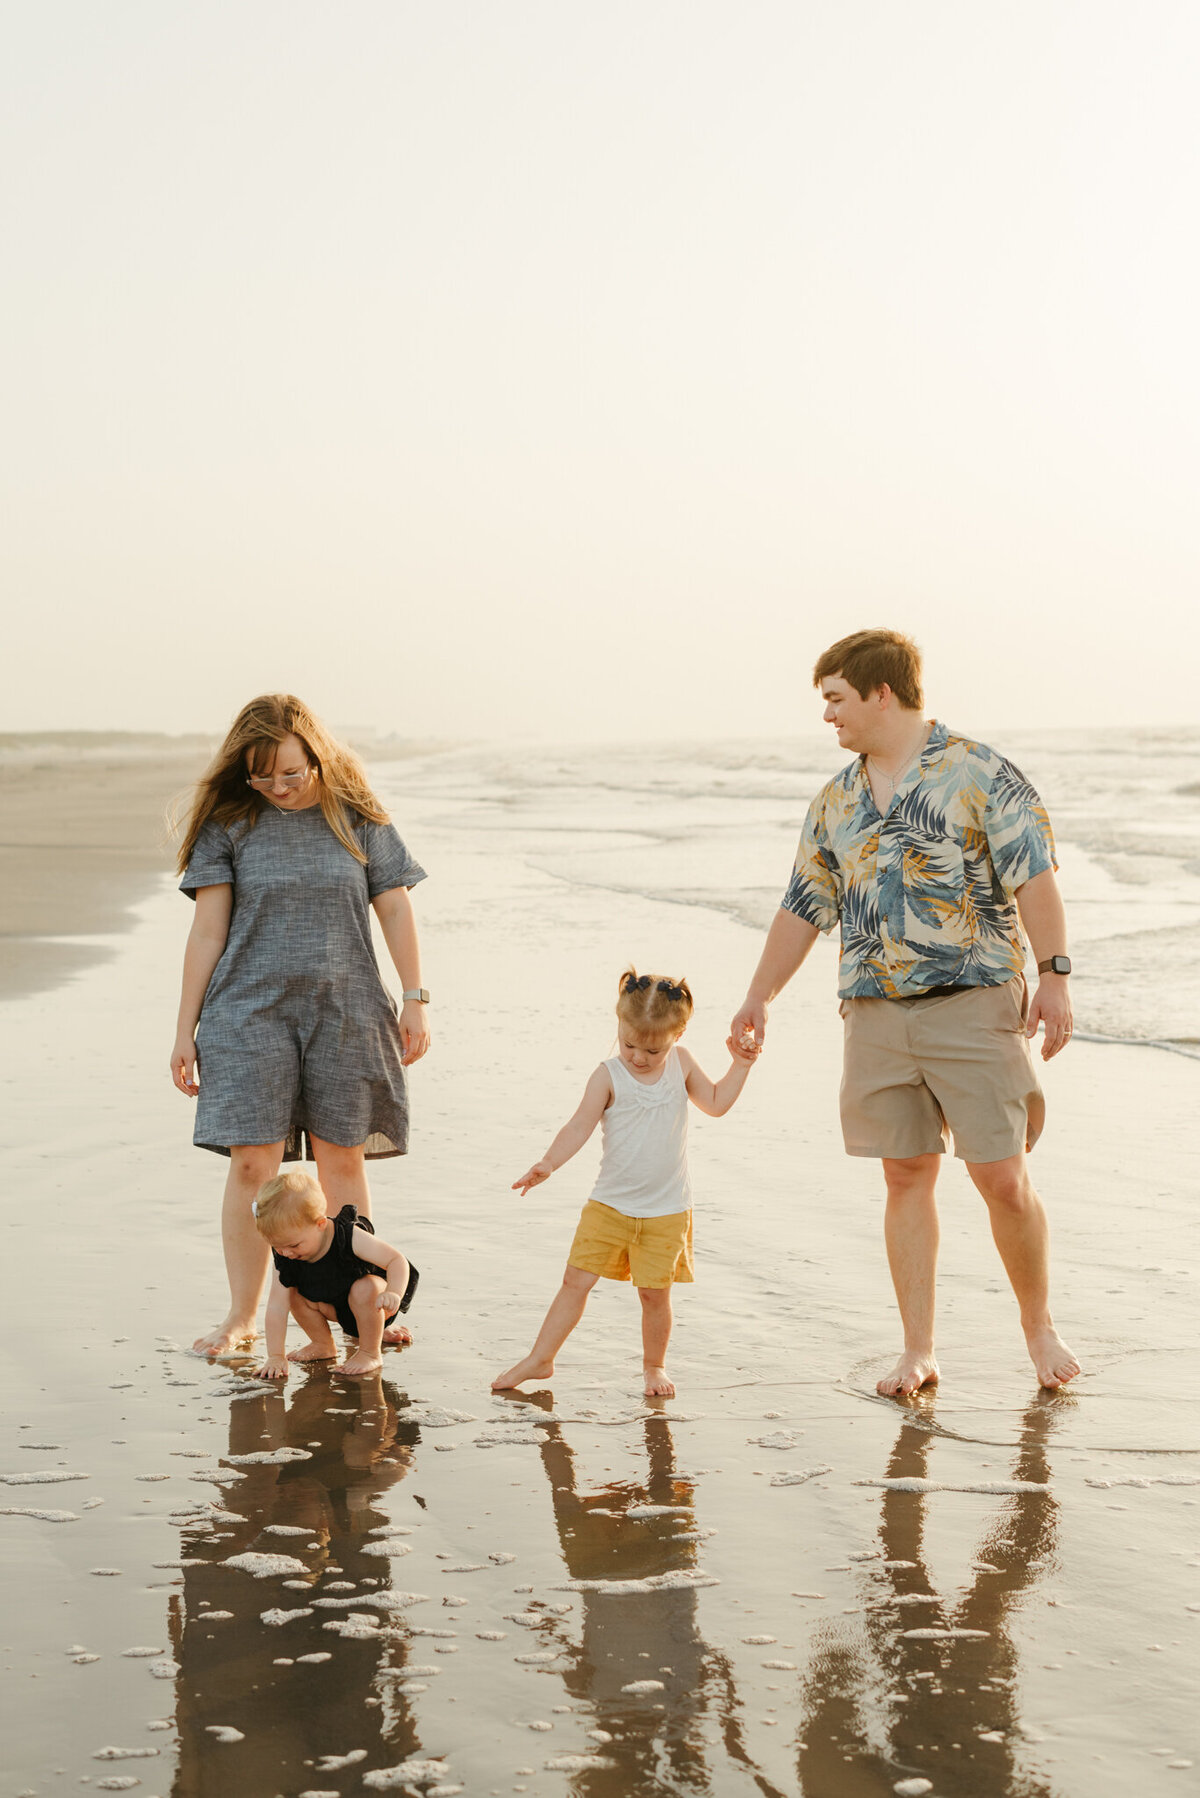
643;1364;675;1398
287;1339;337;1364
382;1323;413;1347
877;1350;940;1397
1025;1327;1081;1389
192;1316;257;1356
492;1354;554;1391
341;1349;383;1376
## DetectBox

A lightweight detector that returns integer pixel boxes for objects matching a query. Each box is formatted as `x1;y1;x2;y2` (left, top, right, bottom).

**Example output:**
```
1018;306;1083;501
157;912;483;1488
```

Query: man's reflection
796;1393;1068;1797
502;1393;785;1798
169;1371;424;1798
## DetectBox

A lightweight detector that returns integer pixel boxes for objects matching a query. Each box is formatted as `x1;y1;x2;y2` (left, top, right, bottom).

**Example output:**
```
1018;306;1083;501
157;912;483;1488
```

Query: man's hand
512;1160;553;1196
251;1355;289;1381
730;999;768;1051
1027;976;1073;1060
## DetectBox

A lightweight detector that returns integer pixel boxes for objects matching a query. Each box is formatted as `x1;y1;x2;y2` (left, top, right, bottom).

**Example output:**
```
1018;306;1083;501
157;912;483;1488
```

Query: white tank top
588;1048;692;1219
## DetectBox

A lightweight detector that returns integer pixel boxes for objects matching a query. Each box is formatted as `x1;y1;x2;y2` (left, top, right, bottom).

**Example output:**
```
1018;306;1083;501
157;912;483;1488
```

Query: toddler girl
250;1171;419;1379
493;969;757;1399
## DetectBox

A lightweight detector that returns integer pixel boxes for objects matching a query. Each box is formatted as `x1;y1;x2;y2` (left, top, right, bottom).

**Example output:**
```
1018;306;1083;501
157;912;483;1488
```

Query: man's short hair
812;629;924;711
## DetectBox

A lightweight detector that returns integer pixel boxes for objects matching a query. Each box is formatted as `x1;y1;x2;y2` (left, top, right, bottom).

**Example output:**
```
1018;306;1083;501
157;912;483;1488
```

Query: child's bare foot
192;1315;257;1357
492;1354;554;1391
876;1351;939;1397
287;1339;337;1364
382;1322;413;1347
341;1349;383;1376
643;1365;675;1398
1025;1327;1081;1389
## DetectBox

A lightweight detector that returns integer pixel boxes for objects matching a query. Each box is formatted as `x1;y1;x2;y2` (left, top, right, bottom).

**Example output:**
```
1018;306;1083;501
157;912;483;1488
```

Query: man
731;629;1080;1394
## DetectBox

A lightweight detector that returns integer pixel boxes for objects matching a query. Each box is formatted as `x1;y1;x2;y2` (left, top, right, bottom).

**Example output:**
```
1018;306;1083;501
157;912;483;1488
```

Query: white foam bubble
364;1761;451;1788
223;1553;308;1578
205;1725;245;1742
1;1506;78;1521
770;1466;833;1489
621;1679;665;1694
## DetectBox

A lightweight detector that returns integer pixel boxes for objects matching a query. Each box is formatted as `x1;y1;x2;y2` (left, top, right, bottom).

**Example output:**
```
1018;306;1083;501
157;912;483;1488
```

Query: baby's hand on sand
252;1355;289;1381
512;1161;552;1195
170;1036;199;1097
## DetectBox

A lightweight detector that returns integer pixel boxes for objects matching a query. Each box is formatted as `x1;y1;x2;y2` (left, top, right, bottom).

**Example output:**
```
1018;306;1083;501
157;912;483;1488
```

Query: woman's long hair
174;694;388;873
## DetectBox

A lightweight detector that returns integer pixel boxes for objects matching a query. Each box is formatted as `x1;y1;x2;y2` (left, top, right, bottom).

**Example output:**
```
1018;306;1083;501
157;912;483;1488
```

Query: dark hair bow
624;973;652;994
656;979;687;1001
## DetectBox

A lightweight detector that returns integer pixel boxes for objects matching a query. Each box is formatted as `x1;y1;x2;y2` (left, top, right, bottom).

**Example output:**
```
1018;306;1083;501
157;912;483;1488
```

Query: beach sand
1;746;1196;1798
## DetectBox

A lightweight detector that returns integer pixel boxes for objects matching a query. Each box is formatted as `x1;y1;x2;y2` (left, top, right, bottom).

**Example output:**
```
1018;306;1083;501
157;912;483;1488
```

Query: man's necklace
867;727;931;797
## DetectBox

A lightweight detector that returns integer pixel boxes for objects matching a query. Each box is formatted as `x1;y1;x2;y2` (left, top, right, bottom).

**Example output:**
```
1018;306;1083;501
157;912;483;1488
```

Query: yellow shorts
567;1200;694;1289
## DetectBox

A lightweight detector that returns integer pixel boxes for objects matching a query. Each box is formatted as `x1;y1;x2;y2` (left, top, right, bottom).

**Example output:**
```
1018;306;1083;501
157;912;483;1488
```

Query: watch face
1051;956;1071;975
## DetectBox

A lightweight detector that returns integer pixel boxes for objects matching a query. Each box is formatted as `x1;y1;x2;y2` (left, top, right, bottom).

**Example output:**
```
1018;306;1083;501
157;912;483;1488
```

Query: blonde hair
253;1170;327;1239
174;693;388;874
615;966;694;1040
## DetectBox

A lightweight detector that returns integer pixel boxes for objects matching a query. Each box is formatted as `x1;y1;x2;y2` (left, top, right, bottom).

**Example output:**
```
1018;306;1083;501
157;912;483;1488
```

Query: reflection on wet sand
169;1371;425;1798
795;1394;1068;1797
503;1392;785;1798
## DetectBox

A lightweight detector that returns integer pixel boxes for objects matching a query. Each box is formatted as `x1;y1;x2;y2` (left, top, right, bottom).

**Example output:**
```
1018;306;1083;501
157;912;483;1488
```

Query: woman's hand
171;1036;199;1096
399;1000;430;1066
251;1355;289;1381
512;1160;553;1196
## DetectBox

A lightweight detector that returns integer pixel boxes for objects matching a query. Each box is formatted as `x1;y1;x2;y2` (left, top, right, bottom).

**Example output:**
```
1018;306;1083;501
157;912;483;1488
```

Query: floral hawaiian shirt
781;723;1057;999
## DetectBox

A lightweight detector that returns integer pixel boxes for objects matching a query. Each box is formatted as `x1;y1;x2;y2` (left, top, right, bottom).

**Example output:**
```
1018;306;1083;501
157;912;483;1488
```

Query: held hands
251;1355;289;1381
512;1159;553;1196
399;1000;431;1067
730;999;768;1052
1027;975;1073;1061
170;1036;199;1097
727;1029;761;1066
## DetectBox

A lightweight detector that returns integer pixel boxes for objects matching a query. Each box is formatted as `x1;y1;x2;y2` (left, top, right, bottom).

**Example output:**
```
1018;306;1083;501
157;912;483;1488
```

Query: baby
250;1171;418;1378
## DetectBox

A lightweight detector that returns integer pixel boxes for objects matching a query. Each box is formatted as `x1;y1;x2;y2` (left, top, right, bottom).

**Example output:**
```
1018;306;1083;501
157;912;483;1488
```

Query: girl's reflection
796;1393;1068;1797
167;1372;424;1798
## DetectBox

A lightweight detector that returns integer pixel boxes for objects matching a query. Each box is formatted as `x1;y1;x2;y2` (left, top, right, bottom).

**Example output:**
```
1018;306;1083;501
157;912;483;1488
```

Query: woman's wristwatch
402;988;430;1003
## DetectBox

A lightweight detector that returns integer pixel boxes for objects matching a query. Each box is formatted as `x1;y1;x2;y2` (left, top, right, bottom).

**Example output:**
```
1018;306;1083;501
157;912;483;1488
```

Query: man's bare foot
382;1323;413;1347
287;1340;337;1364
643;1365;675;1398
1025;1327;1081;1389
191;1317;257;1356
341;1349;383;1376
492;1354;554;1391
877;1351;940;1397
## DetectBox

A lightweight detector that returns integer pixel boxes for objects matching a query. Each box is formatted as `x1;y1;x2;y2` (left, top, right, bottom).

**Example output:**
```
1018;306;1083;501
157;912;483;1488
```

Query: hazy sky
4;3;1198;739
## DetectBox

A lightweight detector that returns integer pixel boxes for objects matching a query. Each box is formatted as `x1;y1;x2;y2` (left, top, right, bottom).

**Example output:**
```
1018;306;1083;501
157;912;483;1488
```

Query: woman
171;694;430;1357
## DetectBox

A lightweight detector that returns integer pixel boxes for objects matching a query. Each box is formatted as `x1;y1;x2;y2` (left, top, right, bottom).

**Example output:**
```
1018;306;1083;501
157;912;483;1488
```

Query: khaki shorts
839;976;1045;1164
568;1200;695;1289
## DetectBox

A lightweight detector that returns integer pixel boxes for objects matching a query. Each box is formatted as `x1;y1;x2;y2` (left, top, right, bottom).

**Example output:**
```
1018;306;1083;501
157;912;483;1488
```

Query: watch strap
1036;956;1071;976
402;988;431;1004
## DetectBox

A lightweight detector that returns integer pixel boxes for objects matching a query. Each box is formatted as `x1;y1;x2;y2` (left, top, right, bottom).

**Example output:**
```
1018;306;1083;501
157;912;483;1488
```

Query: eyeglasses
246;765;311;791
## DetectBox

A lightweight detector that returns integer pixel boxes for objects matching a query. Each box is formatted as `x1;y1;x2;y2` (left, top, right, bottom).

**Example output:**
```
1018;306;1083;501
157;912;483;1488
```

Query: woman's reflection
796;1392;1069;1797
168;1370;425;1798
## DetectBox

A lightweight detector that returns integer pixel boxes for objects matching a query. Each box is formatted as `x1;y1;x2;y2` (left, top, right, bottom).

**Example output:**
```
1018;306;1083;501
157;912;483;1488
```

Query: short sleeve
179;821;234;900
362;820;427;899
780;796;841;933
982;758;1057;898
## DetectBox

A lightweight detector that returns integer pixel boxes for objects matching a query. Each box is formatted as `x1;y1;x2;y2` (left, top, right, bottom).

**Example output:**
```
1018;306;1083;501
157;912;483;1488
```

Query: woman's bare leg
492;1265;600;1389
193;1141;284;1355
287;1292;339;1364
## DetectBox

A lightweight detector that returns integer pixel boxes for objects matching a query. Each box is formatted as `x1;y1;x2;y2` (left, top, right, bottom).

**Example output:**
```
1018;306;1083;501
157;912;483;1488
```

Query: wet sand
1;752;1197;1798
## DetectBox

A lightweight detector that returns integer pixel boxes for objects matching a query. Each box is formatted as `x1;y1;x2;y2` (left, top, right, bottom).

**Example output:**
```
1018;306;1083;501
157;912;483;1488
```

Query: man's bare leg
966;1152;1080;1389
492;1265;600;1389
878;1153;942;1397
639;1287;675;1398
192;1142;284;1355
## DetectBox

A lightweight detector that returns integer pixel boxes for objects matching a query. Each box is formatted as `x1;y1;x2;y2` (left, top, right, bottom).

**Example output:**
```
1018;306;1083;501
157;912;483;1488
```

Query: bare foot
382;1323;413;1347
1026;1327;1081;1389
492;1354;554;1391
643;1365;675;1398
877;1350;940;1397
341;1349;383;1376
287;1339;337;1364
192;1317;257;1356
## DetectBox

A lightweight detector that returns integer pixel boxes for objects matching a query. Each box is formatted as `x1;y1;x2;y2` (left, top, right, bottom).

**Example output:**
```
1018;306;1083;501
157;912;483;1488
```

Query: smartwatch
1036;956;1071;976
402;988;431;1003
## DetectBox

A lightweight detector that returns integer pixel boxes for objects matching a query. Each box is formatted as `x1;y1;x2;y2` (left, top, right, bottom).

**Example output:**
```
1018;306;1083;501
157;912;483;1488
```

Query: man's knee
882;1154;940;1200
969;1154;1035;1213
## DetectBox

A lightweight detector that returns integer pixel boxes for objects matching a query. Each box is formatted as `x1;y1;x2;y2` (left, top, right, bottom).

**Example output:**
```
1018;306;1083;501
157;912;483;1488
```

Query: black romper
272;1205;419;1337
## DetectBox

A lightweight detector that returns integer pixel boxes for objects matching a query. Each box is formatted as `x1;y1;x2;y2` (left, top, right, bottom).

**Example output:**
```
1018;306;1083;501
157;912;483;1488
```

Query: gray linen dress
180;805;426;1160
